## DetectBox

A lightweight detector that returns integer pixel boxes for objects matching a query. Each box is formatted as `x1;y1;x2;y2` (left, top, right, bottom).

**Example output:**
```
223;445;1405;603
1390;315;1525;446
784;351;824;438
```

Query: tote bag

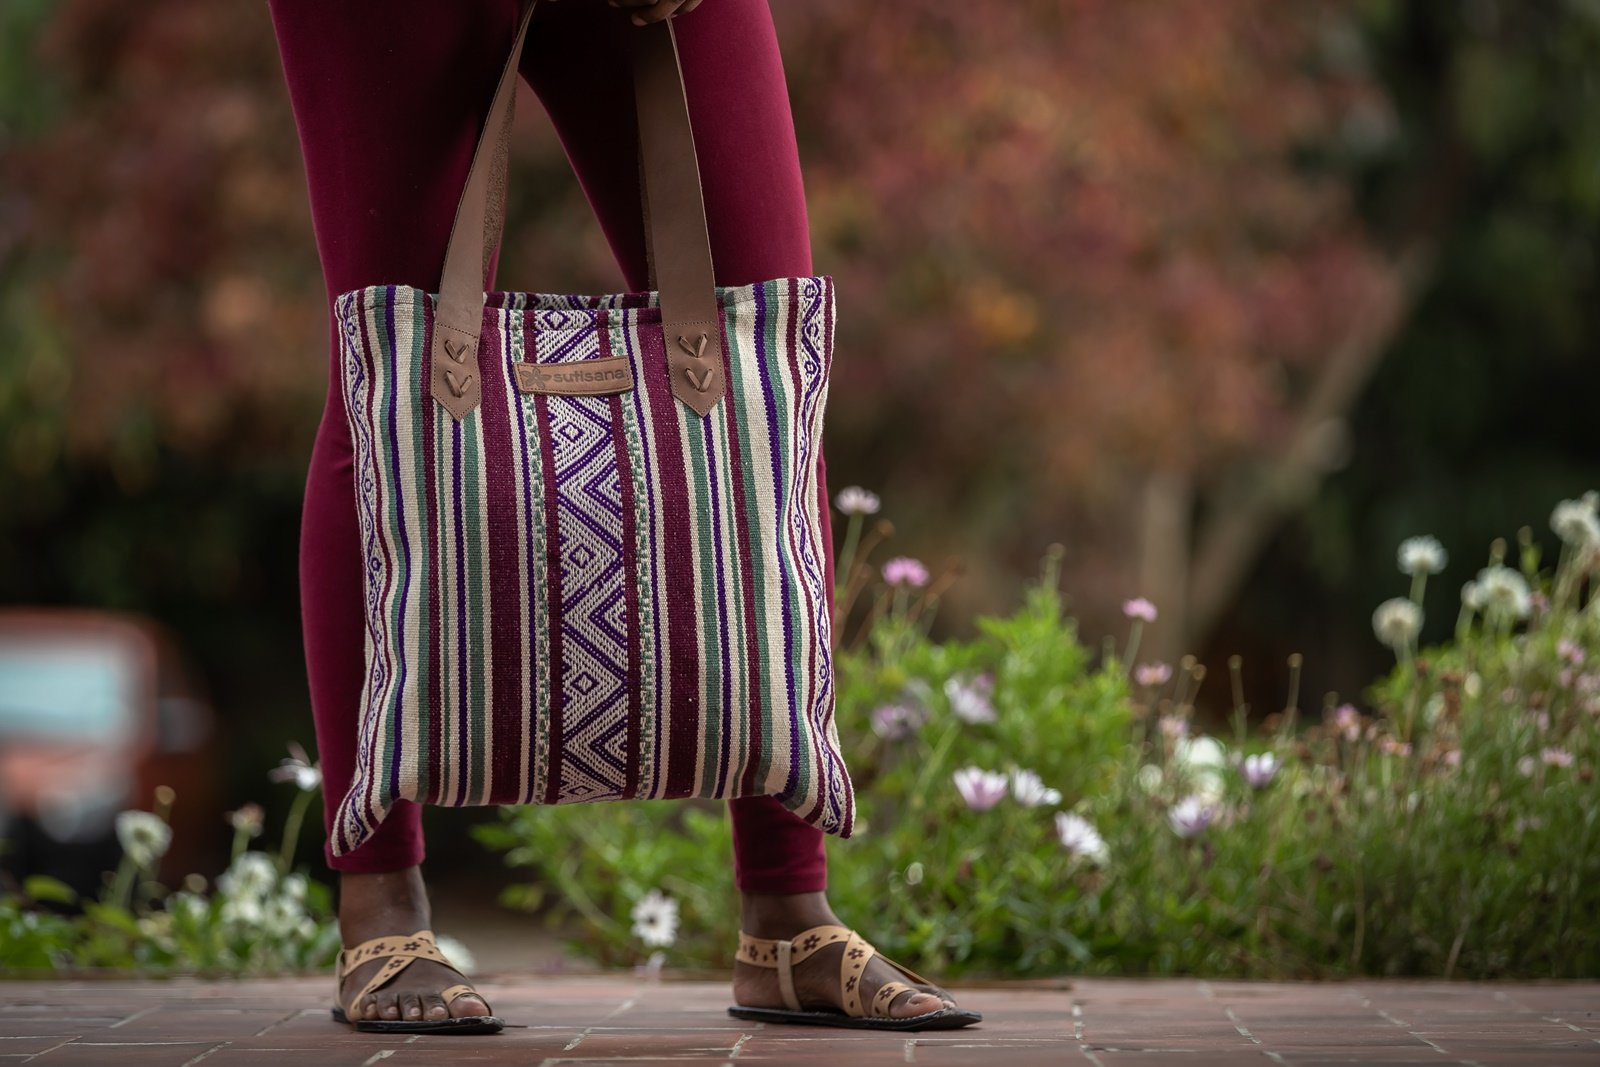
329;4;852;855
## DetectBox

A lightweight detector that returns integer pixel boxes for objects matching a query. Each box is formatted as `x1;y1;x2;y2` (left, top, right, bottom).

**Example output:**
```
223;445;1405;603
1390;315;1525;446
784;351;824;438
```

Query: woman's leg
269;0;523;1023
520;0;950;1019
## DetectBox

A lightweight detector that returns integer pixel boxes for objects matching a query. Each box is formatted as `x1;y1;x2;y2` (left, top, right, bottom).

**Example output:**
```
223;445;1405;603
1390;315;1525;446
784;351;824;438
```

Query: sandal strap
735;924;852;969
839;930;876;1018
870;980;919;1019
336;929;484;1020
439;983;490;1010
734;924;932;1020
337;929;441;978
775;940;800;1012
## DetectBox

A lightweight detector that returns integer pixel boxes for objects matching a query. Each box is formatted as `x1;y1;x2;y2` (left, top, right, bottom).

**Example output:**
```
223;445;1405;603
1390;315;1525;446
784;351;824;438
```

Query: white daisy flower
1372;597;1423;650
631;890;679;949
217;852;278;902
115;811;172;869
1009;769;1063;808
1551;496;1600;548
268;742;322;792
952;766;1009;811
834;486;881;516
1055;812;1109;864
1475;566;1531;621
945;673;997;725
1397;535;1448;576
1168;796;1215;838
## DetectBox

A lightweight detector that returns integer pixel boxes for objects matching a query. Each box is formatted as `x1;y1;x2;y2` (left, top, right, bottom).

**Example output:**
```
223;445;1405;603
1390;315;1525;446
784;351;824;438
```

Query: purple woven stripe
478;308;523;803
622;321;667;795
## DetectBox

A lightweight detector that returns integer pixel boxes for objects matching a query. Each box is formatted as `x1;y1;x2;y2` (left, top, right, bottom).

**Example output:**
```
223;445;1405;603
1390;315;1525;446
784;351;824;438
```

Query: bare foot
337;867;493;1023
732;891;957;1020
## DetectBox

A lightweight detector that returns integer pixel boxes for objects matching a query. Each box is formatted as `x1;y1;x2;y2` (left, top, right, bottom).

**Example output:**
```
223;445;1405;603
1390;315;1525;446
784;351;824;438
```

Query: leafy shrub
478;492;1600;979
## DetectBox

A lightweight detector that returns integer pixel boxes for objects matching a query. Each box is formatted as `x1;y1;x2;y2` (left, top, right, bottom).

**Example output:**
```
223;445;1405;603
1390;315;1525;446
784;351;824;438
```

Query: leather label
514;357;634;396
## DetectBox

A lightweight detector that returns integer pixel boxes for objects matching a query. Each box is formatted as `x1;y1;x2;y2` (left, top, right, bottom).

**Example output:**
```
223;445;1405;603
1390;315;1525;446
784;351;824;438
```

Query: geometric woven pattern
329;277;852;855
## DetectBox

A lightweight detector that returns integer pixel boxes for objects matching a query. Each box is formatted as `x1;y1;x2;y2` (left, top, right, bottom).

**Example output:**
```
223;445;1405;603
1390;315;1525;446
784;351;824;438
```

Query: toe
422;994;449;1021
890;990;945;1019
379;997;402;1021
450;992;493;1019
400;993;424;1021
361;996;380;1021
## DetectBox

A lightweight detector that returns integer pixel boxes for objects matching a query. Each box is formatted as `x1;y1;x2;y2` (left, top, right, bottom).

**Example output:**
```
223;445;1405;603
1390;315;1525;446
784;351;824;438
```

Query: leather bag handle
431;2;725;420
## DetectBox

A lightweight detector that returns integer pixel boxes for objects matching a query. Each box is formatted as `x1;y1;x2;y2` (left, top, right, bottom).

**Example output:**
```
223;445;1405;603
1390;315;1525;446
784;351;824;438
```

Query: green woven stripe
371;295;403;808
760;280;813;806
615;317;658;794
706;380;749;795
519;357;553;807
723;295;773;790
404;294;432;803
678;407;720;798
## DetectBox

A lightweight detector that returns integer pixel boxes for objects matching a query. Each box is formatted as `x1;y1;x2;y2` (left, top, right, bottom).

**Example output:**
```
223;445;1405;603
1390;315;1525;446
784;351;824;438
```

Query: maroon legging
268;0;831;892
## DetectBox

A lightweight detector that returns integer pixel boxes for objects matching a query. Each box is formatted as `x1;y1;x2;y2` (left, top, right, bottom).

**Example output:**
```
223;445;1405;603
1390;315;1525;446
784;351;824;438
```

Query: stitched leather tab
515;356;634;396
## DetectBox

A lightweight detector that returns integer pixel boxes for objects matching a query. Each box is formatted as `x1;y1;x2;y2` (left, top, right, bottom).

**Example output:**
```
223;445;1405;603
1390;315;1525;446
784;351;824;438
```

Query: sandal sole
727;1005;982;1031
331;1006;504;1034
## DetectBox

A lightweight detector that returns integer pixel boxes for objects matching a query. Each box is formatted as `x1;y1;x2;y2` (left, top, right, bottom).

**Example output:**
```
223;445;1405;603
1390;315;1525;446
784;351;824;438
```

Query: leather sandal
727;924;982;1031
331;929;503;1034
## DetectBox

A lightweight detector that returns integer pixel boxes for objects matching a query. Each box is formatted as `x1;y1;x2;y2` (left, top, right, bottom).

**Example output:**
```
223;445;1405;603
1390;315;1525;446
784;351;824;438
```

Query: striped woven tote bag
328;6;852;856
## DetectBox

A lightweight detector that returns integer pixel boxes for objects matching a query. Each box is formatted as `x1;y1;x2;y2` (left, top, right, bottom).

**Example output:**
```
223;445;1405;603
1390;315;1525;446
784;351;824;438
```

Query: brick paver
1;975;1595;1066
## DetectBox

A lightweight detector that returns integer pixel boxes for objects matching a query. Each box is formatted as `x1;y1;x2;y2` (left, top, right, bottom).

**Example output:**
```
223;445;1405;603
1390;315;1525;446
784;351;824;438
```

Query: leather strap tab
430;2;538;420
433;3;723;421
630;22;724;417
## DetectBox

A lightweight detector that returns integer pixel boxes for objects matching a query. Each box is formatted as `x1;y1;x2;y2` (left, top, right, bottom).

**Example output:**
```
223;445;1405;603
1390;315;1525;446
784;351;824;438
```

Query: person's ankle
338;866;432;943
738;890;838;939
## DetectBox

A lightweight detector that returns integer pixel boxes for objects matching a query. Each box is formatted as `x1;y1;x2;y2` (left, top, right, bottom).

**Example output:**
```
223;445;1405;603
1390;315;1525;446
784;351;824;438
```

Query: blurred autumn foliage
3;0;1600;788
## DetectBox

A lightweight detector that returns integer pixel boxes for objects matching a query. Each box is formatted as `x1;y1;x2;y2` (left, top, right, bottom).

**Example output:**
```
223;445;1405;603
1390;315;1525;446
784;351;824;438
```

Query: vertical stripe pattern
330;278;851;855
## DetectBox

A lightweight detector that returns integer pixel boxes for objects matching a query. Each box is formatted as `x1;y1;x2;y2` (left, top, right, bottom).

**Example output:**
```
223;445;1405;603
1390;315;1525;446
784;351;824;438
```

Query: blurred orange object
0;609;218;897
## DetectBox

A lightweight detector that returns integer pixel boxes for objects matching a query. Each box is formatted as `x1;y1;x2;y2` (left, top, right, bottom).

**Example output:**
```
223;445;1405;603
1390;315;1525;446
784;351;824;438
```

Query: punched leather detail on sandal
729;924;982;1032
332;929;503;1034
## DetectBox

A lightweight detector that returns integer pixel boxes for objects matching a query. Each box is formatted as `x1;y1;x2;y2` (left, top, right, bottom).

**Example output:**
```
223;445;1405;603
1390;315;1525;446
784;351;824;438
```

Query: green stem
836;514;864;604
109;855;137;912
278;789;315;876
1123;622;1143;675
909;720;963;816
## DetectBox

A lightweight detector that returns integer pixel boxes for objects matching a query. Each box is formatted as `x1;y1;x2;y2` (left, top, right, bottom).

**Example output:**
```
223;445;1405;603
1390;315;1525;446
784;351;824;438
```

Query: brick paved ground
1;974;1596;1066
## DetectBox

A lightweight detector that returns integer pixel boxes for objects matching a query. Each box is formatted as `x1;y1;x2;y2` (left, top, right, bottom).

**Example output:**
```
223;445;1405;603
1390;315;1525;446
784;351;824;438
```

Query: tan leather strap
871;981;917;1019
439;984;483;1006
775;939;800;1012
736;924;852;969
737;925;932;1019
628;21;725;417
839;930;875;1018
433;2;723;421
431;3;534;421
336;929;490;1019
